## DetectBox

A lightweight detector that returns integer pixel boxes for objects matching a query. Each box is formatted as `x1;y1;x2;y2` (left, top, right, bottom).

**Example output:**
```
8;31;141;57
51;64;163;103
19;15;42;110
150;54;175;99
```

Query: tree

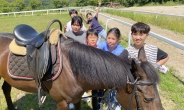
0;0;11;12
12;0;26;11
52;0;69;8
29;0;41;10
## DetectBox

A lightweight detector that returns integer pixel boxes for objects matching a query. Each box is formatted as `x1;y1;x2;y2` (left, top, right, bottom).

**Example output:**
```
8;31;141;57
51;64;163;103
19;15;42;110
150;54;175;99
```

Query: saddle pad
7;43;62;81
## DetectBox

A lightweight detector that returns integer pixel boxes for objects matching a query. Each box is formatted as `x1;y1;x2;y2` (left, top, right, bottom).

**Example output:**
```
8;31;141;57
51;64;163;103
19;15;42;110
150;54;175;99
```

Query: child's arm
156;48;169;66
95;2;101;18
85;23;92;32
157;56;169;66
80;12;88;24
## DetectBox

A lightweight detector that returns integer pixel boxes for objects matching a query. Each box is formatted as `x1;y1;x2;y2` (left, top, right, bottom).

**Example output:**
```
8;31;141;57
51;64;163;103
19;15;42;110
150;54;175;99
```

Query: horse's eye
143;97;154;103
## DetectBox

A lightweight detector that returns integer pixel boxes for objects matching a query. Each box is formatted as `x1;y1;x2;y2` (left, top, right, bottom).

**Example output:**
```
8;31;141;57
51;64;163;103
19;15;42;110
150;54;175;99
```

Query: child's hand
64;25;67;30
79;12;82;16
98;0;101;5
88;23;92;27
98;1;101;6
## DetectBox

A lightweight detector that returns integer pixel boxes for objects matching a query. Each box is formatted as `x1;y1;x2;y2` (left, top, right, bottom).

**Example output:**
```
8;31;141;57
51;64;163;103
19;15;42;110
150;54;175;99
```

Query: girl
64;16;86;44
98;27;124;110
98;27;124;56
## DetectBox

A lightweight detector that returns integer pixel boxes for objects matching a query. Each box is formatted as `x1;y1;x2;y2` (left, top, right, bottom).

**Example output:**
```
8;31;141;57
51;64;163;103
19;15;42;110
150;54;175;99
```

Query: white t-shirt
66;21;86;32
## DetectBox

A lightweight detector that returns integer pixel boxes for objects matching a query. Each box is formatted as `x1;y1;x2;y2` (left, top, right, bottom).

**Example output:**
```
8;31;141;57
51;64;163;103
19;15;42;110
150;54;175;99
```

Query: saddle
13;24;50;86
9;19;63;106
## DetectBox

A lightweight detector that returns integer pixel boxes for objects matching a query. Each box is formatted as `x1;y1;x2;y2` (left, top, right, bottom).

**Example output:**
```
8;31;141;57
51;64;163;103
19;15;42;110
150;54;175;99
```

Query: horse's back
0;33;14;48
0;32;14;39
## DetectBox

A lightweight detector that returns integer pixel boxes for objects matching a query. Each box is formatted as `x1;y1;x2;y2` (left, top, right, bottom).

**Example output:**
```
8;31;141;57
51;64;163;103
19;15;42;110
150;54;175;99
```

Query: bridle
127;76;154;110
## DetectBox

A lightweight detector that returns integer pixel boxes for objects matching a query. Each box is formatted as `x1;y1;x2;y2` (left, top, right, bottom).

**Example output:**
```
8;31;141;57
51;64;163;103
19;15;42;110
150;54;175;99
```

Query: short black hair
71;16;83;27
86;12;92;18
131;22;150;34
86;29;98;38
69;9;78;16
107;27;121;39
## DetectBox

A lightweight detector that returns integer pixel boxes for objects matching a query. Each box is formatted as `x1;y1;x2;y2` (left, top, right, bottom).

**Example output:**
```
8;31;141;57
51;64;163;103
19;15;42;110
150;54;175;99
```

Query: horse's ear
131;59;138;72
138;46;147;62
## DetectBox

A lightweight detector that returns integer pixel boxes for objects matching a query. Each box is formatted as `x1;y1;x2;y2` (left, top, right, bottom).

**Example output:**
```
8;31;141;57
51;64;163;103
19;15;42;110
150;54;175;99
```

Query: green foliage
0;0;184;12
52;0;69;8
29;0;42;10
0;0;11;12
12;0;26;11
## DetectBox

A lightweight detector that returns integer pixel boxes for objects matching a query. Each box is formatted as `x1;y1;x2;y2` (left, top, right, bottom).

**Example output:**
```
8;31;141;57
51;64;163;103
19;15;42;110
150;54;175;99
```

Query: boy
126;22;169;73
64;9;86;32
80;2;106;45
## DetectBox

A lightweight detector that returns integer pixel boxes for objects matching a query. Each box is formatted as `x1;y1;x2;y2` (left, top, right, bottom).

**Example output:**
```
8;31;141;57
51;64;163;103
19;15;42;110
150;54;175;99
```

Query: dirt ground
98;6;184;110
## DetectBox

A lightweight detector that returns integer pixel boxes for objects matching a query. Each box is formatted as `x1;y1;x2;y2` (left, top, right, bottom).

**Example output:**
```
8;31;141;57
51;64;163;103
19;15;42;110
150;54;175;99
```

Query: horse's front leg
56;100;69;110
2;81;16;110
74;100;81;110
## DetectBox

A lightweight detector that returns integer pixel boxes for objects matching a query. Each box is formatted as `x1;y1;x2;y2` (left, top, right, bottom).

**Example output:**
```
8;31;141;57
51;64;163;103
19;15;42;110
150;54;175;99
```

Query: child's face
70;13;77;18
71;21;81;33
106;33;119;49
87;14;93;20
131;32;148;47
87;34;98;47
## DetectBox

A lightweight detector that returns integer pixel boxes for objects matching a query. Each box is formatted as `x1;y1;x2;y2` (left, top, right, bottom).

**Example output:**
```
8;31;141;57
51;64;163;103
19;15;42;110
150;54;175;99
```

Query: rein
127;76;154;110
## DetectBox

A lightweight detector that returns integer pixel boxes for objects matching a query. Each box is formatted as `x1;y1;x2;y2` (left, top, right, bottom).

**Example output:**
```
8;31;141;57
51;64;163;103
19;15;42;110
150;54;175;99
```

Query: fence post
105;18;114;31
128;31;131;46
14;13;16;17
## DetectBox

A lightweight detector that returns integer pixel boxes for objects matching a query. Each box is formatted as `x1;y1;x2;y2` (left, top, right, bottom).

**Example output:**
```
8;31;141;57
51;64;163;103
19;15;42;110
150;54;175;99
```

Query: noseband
127;76;154;110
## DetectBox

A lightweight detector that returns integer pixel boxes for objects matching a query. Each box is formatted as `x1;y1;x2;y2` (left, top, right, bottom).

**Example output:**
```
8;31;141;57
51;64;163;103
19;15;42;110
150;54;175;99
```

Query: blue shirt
87;16;103;33
97;41;124;56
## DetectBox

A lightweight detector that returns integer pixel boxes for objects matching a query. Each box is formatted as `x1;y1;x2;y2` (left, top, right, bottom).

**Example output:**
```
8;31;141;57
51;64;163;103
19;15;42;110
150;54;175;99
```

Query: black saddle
14;24;45;48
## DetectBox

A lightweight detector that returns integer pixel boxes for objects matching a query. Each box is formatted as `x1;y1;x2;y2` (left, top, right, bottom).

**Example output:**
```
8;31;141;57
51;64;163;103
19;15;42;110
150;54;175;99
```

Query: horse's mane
140;62;160;83
63;37;133;89
0;33;14;39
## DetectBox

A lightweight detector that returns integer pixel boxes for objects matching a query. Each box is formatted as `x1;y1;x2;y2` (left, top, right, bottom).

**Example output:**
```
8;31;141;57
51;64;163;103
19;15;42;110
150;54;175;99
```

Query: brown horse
0;32;163;110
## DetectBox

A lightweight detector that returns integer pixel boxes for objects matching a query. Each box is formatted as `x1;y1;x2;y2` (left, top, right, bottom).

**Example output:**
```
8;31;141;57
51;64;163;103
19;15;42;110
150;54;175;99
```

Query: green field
0;13;184;110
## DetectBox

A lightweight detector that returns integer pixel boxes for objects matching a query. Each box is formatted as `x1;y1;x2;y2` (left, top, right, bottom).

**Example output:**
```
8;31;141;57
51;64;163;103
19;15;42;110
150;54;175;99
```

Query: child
80;2;107;45
126;22;169;73
64;9;86;32
86;29;103;110
86;29;98;47
98;27;124;110
98;27;124;56
64;16;86;44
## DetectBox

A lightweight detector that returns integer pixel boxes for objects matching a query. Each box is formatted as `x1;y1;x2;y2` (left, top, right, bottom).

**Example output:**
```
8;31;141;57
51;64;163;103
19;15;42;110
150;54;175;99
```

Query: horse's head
117;47;164;110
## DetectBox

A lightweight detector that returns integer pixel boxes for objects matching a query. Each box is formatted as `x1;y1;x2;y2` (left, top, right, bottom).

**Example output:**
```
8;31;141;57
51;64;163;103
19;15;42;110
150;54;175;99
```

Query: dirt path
98;6;184;110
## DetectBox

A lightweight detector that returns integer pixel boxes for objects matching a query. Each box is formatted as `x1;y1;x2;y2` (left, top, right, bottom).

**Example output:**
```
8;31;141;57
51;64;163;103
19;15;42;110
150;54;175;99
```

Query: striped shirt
126;44;158;66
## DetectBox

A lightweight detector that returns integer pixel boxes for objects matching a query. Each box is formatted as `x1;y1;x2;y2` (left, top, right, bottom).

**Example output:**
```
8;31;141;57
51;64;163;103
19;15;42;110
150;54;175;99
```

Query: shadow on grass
11;93;92;110
173;74;184;85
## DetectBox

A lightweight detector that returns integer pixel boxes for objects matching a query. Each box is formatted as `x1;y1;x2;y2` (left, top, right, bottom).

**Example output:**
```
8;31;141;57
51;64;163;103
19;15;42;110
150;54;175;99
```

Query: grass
159;68;184;109
102;9;184;35
0;12;184;110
